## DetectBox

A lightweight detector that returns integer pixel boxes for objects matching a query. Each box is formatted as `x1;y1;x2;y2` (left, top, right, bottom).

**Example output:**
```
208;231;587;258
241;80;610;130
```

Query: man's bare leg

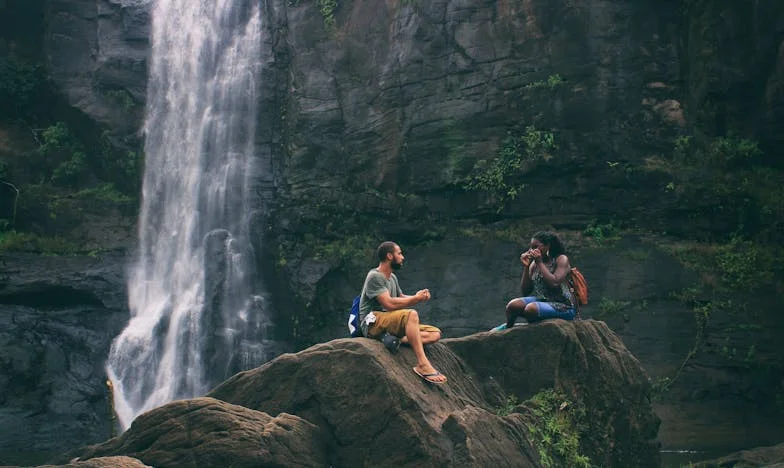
406;310;447;383
419;330;441;344
401;329;441;345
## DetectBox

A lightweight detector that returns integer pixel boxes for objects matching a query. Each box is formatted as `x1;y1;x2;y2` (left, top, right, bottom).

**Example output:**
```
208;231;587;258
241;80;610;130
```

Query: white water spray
107;0;270;430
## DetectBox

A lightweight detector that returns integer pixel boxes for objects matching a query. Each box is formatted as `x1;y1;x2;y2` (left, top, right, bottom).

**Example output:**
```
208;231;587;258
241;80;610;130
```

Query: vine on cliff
463;126;556;212
316;0;338;28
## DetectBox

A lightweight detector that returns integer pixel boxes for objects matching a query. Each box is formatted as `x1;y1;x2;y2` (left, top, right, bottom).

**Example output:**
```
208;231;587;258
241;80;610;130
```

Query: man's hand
415;289;431;301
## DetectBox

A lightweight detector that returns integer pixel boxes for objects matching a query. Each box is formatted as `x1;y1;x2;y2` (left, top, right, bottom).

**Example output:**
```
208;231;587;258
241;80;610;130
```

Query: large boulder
63;397;327;468
205;319;659;467
39;456;150;468
46;319;658;467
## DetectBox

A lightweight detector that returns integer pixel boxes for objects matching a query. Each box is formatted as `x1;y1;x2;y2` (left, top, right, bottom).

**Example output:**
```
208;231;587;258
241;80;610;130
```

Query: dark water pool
660;449;728;467
0;450;60;467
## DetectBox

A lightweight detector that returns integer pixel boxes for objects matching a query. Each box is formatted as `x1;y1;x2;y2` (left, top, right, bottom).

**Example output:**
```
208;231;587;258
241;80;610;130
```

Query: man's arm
376;289;430;310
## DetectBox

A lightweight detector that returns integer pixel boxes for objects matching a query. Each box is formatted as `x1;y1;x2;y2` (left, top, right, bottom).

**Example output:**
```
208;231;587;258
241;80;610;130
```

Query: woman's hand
529;248;543;262
520;250;533;267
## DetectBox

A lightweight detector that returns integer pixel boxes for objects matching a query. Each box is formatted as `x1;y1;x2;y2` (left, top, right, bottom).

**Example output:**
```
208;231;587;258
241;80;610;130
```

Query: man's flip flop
413;367;447;384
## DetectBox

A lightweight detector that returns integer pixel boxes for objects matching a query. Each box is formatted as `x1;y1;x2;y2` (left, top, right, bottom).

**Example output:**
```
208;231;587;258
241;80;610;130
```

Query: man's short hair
377;241;398;262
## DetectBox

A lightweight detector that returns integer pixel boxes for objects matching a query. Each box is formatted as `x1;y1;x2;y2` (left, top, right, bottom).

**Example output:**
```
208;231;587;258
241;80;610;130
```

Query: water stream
106;0;271;430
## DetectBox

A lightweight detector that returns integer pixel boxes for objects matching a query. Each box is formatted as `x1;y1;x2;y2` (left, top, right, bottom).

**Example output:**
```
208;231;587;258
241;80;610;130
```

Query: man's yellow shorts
366;309;441;339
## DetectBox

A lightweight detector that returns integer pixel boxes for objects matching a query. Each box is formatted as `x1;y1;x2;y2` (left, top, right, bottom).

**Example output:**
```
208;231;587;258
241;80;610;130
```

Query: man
359;241;447;384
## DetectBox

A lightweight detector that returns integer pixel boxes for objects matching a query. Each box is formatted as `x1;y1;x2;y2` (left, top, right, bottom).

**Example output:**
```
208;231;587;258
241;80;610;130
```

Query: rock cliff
1;0;783;463
0;252;129;465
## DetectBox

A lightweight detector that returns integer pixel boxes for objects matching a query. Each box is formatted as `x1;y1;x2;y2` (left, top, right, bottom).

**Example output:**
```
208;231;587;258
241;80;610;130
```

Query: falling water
107;0;270;430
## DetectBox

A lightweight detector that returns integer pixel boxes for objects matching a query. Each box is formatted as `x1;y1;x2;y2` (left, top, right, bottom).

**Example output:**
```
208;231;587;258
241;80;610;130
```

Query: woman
492;231;576;331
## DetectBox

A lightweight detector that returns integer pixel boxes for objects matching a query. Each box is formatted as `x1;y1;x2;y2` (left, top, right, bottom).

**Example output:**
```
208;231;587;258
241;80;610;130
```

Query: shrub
464;126;556;210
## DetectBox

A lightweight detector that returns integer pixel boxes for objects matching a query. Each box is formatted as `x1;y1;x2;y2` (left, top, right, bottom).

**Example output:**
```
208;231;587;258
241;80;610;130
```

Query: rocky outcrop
694;442;784;468
49;319;659;468
44;0;149;135
65;397;327;468
0;252;129;465
40;456;150;468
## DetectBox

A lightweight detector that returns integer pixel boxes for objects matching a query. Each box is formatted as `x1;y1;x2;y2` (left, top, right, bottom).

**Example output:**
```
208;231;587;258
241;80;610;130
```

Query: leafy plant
51;151;89;186
105;89;136;111
0;57;49;118
0;230;79;255
496;394;520;416
526;390;591;468
714;236;772;291
583;220;620;243
595;297;632;318
463;126;556;211
317;0;338;28
526;74;565;90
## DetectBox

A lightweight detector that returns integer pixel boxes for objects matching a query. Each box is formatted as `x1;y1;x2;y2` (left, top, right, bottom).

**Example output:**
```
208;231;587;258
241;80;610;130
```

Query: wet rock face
44;0;150;134
0;253;129;465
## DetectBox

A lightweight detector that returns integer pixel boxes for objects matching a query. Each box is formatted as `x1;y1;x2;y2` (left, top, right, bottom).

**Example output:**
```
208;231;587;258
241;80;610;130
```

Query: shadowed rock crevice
0;284;105;309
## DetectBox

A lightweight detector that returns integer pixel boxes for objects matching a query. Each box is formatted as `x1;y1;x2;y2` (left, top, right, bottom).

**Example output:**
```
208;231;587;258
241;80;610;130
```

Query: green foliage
463;126;556;211
39;122;72;153
595;297;631;318
657;286;732;393
718;339;758;366
526;389;591;468
51;151;89;186
496;394;520;416
0;230;79;255
105;89;136;111
662;133;784;240
526;74;565;90
714;236;772;290
666;236;777;294
72;183;134;204
583;220;620;244
317;0;338;28
0;57;48;119
33;122;89;185
97;131;143;194
651;376;672;397
673;134;761;168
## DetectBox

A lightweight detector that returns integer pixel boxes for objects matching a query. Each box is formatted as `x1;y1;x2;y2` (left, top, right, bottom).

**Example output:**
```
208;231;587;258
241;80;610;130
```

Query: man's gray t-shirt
359;268;403;321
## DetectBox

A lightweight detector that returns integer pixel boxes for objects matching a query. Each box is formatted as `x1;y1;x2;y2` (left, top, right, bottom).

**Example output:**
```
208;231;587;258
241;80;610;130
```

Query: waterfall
107;0;270;430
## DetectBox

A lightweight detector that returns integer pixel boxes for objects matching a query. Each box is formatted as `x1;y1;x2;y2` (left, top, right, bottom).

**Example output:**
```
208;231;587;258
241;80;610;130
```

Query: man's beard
391;260;402;270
